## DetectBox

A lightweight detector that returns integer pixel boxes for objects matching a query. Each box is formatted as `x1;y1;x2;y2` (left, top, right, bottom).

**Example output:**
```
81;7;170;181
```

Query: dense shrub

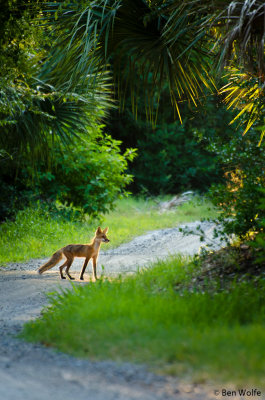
208;129;265;238
250;188;265;263
0;178;32;221
22;127;136;216
132;121;221;193
0;125;136;221
105;95;228;194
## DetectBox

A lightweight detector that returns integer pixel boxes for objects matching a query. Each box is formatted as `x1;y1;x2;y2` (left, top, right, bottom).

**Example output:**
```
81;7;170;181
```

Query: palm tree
43;0;265;138
42;0;215;120
216;0;265;140
0;0;112;165
2;0;265;163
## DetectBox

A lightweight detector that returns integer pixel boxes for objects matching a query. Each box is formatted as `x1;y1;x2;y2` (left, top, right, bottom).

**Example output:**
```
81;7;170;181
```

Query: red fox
38;227;109;280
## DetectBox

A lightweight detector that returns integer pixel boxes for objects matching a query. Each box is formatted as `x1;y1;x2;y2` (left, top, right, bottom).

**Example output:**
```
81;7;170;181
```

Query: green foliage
0;2;128;221
131;121;220;193
0;0;117;223
21;126;136;216
0;0;45;80
0;123;136;221
106;94;229;194
0;0;113;174
220;68;265;139
43;0;214;119
39;0;265;138
251;188;265;264
207;129;265;238
22;256;265;386
216;3;265;139
0;0;52;158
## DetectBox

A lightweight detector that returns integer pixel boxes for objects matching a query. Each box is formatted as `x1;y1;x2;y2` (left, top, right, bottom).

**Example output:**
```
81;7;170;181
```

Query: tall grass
0;196;216;264
22;257;265;386
0;205;91;264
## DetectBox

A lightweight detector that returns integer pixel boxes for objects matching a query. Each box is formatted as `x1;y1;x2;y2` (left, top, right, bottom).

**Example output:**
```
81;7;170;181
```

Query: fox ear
103;227;109;234
96;226;102;234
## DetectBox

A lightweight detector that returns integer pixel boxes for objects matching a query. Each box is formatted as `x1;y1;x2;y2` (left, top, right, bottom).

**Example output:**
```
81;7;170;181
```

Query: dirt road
0;221;221;400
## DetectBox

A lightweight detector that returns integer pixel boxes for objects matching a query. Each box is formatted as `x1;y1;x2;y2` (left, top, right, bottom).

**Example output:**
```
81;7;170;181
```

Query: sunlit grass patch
22;256;265;387
0;195;216;264
102;196;217;247
0;206;92;264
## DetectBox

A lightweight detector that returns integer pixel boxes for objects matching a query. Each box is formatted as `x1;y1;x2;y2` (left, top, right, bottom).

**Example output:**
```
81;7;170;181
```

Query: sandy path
0;221;221;400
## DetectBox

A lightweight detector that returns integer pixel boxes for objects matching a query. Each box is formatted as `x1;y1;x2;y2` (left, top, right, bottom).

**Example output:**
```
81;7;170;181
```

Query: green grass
22;257;265;387
0;196;216;264
6;195;264;386
102;196;216;247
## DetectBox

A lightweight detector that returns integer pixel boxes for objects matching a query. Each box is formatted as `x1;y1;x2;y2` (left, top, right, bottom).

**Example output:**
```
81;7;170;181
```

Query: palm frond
0;69;113;164
42;0;216;120
219;67;265;140
40;1;121;90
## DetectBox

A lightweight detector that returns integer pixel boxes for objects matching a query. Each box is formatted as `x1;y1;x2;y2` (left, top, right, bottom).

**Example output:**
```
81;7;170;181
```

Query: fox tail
38;250;63;274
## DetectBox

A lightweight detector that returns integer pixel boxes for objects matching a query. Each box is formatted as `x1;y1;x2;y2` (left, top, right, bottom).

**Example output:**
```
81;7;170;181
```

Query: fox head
95;226;110;243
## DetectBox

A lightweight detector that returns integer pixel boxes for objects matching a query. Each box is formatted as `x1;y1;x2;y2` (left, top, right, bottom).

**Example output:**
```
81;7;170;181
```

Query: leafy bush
250;188;265;263
208;129;265;238
21;126;136;216
0;124;136;221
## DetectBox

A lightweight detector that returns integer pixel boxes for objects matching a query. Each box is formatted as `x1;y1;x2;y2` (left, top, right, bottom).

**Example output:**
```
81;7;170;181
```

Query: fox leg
80;257;91;280
92;256;98;281
65;258;74;280
59;260;69;279
59;256;73;280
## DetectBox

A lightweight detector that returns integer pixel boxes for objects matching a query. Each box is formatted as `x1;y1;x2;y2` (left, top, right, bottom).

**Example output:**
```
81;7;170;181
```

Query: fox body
38;227;109;280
